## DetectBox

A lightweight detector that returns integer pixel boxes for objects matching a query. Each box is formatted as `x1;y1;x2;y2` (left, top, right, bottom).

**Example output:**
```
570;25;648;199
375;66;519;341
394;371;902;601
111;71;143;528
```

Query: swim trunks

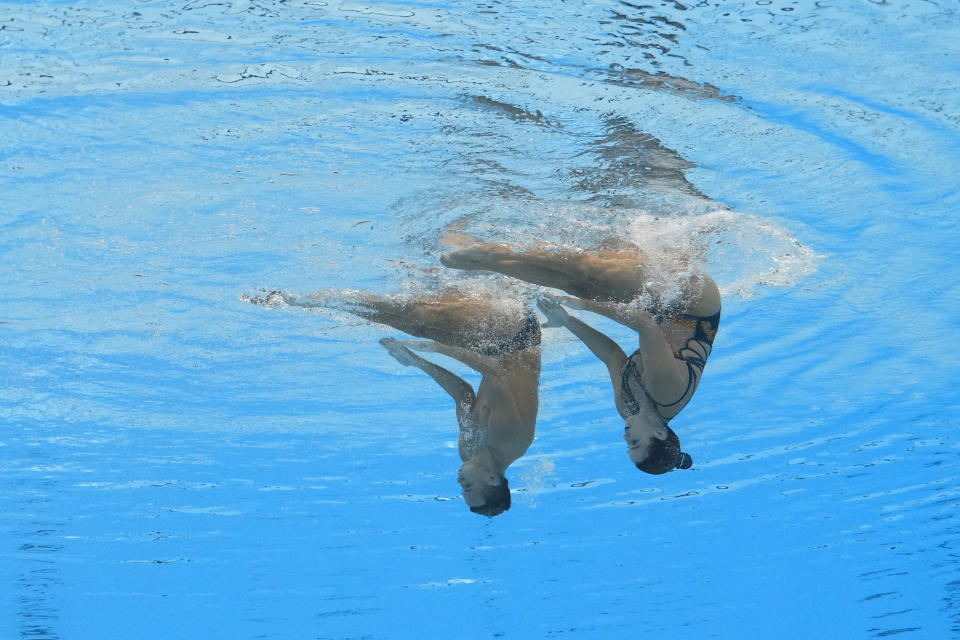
476;313;542;356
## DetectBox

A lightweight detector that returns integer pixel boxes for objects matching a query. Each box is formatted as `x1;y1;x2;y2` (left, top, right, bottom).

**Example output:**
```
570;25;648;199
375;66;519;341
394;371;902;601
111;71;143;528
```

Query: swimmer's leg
345;293;522;347
442;243;720;315
441;243;649;302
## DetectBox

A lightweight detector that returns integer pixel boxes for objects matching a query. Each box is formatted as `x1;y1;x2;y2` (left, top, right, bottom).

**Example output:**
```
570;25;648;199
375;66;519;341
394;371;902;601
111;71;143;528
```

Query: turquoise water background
2;1;959;638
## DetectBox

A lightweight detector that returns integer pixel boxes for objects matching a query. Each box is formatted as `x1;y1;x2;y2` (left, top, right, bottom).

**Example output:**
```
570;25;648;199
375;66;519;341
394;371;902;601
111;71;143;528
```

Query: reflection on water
568;115;703;204
603;64;737;102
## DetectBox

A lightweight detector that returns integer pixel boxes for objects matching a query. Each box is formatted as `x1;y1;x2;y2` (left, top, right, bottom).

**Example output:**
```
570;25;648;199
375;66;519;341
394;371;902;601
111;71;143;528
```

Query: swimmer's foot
379;337;420;367
304;288;365;303
300;289;383;315
244;289;299;307
439;231;481;249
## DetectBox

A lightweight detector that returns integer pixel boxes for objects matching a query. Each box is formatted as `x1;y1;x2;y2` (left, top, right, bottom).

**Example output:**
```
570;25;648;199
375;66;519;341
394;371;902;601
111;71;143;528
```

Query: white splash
625;209;823;301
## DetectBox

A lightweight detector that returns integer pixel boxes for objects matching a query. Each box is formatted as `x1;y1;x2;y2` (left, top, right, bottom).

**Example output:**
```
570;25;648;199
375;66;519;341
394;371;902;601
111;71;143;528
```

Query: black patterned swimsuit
620;310;720;419
476;314;542;356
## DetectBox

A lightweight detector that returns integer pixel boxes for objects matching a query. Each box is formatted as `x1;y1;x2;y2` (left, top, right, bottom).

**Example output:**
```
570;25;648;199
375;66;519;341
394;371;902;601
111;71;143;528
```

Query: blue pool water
2;1;959;638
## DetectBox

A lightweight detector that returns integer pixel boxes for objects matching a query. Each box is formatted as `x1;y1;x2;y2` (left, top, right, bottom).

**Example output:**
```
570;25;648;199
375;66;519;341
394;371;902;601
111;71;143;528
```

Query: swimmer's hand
379;337;420;367
438;231;480;249
537;294;569;328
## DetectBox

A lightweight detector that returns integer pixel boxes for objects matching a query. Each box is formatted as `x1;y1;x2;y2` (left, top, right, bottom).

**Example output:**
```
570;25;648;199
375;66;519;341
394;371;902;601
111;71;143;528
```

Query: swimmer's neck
466;445;508;476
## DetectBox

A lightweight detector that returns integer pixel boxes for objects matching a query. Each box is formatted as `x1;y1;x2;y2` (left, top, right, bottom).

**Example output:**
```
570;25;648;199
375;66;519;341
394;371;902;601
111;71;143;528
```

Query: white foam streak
626;209;823;301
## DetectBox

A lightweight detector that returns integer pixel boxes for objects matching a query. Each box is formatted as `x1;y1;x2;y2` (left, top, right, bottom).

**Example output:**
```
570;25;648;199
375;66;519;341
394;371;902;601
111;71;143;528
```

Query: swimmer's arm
562;314;629;376
397;350;477;413
415;356;477;411
538;295;627;373
381;337;476;409
556;298;689;406
560;314;636;418
401;340;501;377
638;341;691;407
574;300;691;404
557;297;659;334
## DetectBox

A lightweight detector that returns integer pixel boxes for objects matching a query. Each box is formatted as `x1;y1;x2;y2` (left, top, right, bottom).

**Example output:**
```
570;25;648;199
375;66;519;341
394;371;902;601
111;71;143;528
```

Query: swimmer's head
467;476;511;517
458;462;511;517
623;416;692;474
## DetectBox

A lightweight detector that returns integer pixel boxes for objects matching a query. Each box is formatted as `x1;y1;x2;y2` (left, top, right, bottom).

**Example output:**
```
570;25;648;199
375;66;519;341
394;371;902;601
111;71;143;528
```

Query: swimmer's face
457;461;499;507
623;416;668;466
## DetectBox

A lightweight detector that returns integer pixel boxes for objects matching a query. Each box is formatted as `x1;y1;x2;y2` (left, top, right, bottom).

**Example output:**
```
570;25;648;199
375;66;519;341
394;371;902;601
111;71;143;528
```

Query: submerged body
442;241;720;474
619;309;720;421
346;292;541;515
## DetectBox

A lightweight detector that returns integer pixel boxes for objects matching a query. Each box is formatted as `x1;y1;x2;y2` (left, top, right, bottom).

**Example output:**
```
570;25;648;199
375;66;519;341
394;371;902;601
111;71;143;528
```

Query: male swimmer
347;292;541;516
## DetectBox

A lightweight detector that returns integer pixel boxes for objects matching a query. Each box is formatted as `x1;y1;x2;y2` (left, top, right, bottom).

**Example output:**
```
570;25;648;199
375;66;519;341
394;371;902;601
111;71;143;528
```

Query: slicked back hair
468;476;511;517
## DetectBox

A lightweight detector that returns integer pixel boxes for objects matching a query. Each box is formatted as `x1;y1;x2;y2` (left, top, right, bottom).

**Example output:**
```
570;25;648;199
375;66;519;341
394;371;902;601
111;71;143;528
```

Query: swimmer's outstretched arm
380;338;476;411
553;297;690;406
537;296;627;376
399;339;502;378
555;297;662;342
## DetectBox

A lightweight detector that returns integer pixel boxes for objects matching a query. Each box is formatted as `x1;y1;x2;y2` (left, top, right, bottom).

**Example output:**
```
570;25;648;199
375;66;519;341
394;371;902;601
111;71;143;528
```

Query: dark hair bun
677;452;693;470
